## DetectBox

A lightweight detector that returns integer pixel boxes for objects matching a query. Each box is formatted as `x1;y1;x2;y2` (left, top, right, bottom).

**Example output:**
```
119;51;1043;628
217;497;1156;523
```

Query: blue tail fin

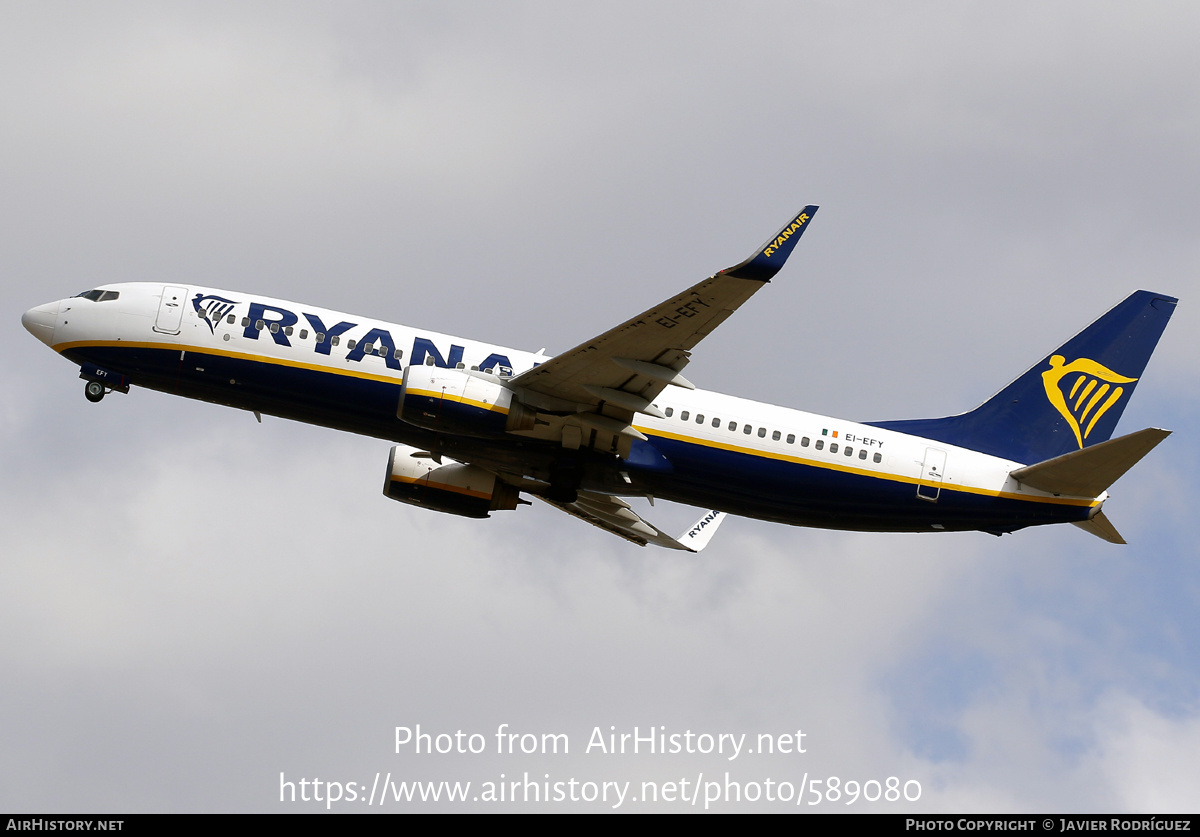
866;291;1177;464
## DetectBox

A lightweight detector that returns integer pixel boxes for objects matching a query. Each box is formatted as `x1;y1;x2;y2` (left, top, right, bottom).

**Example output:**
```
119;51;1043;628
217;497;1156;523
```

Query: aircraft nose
22;301;59;347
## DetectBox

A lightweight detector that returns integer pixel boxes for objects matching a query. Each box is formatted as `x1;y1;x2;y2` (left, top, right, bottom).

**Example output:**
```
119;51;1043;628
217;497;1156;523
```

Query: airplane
21;206;1177;551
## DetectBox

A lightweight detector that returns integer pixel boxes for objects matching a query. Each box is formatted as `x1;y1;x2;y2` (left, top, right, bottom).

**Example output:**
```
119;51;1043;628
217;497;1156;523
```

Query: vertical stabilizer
867;291;1177;464
1072;512;1126;545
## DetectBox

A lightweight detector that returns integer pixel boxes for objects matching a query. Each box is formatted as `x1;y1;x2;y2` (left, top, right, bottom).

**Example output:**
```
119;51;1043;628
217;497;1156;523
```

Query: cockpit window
74;290;120;302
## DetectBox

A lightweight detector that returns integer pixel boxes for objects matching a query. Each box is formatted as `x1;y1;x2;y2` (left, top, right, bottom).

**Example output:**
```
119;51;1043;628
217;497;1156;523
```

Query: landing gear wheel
84;380;106;403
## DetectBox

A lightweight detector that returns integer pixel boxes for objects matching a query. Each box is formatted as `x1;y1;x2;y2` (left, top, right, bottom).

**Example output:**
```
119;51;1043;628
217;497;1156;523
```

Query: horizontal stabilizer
1010;427;1171;497
1071;511;1126;545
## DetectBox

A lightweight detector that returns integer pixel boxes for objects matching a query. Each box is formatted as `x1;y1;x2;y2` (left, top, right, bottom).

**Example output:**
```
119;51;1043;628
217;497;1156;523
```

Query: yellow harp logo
1041;355;1137;448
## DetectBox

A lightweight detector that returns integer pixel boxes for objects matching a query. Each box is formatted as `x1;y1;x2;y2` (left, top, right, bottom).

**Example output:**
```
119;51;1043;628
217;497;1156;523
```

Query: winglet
724;205;819;282
676;510;727;552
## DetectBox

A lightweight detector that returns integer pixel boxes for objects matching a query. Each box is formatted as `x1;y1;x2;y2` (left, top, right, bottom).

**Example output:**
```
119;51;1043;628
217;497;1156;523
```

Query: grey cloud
2;1;1197;812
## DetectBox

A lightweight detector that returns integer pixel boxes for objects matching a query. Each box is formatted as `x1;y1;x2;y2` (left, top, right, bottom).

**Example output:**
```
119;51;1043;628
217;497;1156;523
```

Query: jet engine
398;363;532;437
382;444;520;518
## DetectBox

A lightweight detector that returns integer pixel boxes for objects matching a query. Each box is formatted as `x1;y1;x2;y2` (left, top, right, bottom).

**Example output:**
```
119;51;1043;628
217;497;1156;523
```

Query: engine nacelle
382;445;520;518
398;363;527;437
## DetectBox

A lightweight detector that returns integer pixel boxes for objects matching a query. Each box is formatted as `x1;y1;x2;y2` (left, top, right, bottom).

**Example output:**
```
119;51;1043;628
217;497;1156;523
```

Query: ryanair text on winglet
761;213;810;258
687;511;720;539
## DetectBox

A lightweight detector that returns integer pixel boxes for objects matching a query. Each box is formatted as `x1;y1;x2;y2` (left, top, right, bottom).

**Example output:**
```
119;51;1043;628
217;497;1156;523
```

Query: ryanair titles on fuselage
193;294;517;374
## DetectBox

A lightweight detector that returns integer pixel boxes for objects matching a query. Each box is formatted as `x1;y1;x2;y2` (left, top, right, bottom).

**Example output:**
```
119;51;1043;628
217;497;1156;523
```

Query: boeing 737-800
21;207;1176;550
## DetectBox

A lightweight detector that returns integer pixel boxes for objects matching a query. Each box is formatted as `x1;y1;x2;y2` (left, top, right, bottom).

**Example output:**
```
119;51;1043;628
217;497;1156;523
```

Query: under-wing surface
22;206;1176;550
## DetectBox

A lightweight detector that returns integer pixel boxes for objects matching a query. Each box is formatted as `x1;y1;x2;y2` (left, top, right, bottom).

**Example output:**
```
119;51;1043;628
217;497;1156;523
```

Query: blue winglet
724;205;819;282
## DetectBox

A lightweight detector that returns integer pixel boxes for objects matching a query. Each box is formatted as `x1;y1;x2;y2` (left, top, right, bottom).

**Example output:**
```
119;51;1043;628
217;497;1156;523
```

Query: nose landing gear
84;380;106;403
78;363;130;402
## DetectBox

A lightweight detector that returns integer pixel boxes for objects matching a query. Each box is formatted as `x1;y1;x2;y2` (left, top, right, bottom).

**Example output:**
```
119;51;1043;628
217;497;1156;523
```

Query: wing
532;490;727;553
508;206;818;455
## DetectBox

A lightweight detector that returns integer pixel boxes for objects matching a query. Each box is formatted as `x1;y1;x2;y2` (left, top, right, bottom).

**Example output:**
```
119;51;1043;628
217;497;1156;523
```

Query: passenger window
757;427;766;438
455;361;465;369
364;343;374;354
815;440;824;450
681;411;689;421
786;434;795;444
728;421;737;431
744;425;752;435
665;407;674;417
801;436;810;447
873;453;882;463
331;336;340;346
284;326;293;336
299;329;308;339
859;449;868;460
347;339;356;350
270;323;279;333
256;320;264;330
772;430;781;441
845;446;853;457
395;349;404;360
696;414;704;424
242;317;250;327
712;418;720;428
316;333;325;343
830;443;838;453
227;314;236;324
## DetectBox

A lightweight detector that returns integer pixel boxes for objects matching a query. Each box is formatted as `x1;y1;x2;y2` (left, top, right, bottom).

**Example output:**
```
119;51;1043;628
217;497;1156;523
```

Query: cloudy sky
3;1;1198;813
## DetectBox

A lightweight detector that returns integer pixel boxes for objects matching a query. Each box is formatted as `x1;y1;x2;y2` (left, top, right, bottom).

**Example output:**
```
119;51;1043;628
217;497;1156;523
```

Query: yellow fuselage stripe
55;339;406;386
636;427;1096;508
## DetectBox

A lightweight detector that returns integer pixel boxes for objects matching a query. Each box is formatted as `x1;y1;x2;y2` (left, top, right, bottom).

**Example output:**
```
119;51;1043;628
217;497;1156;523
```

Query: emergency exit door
917;447;947;502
